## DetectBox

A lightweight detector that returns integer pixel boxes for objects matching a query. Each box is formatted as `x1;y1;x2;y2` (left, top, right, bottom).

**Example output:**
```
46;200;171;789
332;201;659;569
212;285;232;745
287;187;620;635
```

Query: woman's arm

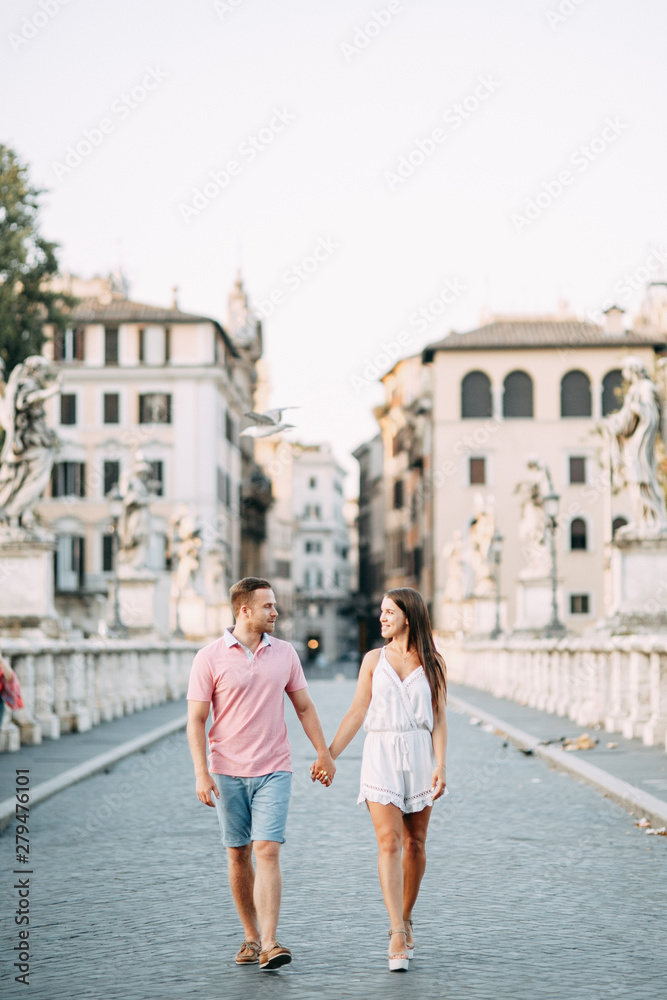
329;649;378;759
430;691;448;800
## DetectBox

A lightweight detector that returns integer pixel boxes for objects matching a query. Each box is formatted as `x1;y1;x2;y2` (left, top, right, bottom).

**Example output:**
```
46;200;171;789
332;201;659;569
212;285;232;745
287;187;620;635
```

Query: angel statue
468;494;496;597
167;505;202;597
604;356;667;538
514;457;553;579
117;455;154;573
0;356;62;530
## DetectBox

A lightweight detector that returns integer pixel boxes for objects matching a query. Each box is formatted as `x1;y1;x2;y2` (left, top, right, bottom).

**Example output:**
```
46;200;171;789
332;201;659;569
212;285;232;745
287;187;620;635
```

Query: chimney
603;305;625;337
171;285;179;309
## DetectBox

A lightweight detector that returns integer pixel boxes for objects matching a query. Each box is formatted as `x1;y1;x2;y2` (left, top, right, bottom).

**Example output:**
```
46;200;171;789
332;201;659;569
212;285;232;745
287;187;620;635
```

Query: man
187;577;336;971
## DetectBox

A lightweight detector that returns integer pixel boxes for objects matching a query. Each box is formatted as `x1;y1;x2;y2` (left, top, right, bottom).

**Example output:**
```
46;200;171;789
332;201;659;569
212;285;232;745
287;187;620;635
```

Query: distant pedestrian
312;587;447;972
0;653;24;731
187;577;335;971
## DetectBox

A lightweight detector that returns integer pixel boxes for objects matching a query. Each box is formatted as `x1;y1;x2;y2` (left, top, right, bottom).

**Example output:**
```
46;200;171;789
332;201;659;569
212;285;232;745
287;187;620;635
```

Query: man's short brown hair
229;577;273;617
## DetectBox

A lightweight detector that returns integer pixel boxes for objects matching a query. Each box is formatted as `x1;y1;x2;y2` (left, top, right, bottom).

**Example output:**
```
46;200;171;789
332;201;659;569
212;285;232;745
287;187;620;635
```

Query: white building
37;273;266;636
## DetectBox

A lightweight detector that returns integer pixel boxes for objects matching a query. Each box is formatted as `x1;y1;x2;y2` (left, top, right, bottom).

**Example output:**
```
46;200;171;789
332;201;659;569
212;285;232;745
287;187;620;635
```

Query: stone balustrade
0;638;199;752
437;633;667;752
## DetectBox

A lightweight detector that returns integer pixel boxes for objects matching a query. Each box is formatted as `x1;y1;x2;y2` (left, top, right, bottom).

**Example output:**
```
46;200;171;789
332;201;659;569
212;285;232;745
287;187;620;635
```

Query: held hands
195;772;220;807
310;751;336;787
431;765;447;801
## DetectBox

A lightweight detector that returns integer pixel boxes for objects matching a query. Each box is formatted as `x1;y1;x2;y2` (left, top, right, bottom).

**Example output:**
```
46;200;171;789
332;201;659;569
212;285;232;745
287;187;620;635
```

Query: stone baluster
622;648;651;739
642;650;667;747
33;652;60;739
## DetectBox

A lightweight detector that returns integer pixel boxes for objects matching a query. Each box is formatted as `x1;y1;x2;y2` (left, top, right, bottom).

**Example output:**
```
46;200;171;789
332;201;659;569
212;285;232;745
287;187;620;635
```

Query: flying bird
240;407;299;438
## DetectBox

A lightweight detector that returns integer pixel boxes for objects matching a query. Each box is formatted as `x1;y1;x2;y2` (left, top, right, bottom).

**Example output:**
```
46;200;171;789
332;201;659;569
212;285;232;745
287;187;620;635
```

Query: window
54;534;85;592
304;569;310;588
138;328;146;363
104;327;119;366
612;516;628;537
569;457;586;484
502;370;533;418
139;393;172;424
602;370;624;416
103;393;119;424
316;570;324;588
561;370;592;417
305;540;322;553
165;327;171;363
309;476;317;489
461;371;492;419
570;594;590;614
102;533;114;572
148;460;164;497
393;480;404;509
103;460;120;496
60;394;77;425
304;505;321;520
51;462;86;498
469;457;486;485
275;559;291;578
570;518;587;550
225;411;235;444
53;327;84;362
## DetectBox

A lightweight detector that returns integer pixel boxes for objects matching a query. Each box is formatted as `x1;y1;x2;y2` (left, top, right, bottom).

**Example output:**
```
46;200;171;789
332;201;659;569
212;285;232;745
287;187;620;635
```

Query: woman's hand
431;765;446;801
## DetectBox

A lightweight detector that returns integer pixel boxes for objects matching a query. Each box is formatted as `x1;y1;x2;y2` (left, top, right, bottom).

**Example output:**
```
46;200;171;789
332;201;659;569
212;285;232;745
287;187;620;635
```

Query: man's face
247;589;278;632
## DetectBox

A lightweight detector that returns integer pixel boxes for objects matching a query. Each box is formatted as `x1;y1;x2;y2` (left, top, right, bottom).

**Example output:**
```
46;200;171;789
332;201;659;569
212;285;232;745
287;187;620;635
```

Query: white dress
357;647;438;814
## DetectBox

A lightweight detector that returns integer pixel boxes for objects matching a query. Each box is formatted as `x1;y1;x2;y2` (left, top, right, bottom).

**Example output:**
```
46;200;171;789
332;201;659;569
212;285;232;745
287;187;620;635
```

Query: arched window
602;370;624;416
502;370;533;418
561;370;592;417
461;371;492;419
570;518;587;550
612;516;628;538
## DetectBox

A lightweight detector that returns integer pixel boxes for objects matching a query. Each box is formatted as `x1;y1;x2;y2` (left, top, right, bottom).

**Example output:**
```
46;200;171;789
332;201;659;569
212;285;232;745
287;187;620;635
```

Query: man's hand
310;751;336;787
195;772;219;807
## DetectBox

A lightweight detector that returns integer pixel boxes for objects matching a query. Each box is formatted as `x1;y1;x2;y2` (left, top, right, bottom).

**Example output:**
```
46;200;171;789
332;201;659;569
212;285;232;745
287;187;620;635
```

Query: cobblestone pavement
1;679;665;1000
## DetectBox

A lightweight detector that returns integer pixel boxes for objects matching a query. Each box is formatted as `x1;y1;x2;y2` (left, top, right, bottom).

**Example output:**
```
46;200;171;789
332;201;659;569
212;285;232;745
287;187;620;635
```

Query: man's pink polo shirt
187;627;308;777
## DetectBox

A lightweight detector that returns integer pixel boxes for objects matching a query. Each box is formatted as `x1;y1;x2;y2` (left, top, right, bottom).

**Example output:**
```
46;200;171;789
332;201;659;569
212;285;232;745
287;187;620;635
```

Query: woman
313;588;447;972
0;654;24;731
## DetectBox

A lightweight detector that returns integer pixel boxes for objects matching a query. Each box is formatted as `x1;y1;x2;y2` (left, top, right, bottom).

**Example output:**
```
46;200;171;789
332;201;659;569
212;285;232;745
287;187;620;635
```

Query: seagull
240;407;299;438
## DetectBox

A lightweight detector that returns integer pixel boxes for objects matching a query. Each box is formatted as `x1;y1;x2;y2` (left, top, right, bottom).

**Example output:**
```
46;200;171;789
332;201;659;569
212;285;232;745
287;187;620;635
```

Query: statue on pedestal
168;505;202;597
443;529;465;603
0;356;61;531
515;457;552;578
468;493;496;597
604;356;667;539
118;455;153;573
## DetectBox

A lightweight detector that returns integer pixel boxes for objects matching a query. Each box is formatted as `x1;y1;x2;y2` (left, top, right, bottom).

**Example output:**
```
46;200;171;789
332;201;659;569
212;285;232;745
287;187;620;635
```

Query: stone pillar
33;652;60;738
643;650;667;746
514;576;563;634
0;530;59;637
109;570;158;636
607;537;667;632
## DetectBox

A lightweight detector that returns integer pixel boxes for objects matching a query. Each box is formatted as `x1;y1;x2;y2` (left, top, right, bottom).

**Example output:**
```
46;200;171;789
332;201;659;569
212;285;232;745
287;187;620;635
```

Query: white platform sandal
388;928;409;972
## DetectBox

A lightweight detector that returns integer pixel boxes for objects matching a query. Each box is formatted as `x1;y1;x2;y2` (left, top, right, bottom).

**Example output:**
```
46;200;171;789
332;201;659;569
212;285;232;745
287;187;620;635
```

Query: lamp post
490;529;504;639
543;490;565;637
107;484;128;637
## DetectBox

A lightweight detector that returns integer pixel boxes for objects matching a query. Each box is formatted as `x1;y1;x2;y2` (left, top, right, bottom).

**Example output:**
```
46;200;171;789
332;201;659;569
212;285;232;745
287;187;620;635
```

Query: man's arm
186;700;219;807
287;688;336;784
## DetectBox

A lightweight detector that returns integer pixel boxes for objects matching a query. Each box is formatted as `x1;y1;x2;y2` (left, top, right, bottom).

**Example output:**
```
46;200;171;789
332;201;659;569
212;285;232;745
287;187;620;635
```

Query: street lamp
107;484;128;637
543;490;565;637
489;529;504;639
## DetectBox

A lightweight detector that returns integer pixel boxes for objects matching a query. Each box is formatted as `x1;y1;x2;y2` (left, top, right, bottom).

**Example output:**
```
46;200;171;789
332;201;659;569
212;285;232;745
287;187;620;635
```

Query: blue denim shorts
213;771;292;847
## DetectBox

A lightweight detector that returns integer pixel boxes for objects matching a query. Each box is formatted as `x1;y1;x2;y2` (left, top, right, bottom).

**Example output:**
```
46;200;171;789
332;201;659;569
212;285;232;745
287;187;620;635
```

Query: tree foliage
0;143;74;375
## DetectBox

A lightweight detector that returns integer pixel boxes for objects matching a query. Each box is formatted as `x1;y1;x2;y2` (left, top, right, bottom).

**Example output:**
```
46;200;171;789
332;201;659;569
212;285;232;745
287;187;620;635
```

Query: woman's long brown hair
384;587;447;705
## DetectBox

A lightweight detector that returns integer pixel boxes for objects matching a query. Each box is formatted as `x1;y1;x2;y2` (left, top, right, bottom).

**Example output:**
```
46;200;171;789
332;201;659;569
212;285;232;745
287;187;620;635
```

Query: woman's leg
401;806;432;947
367;801;407;956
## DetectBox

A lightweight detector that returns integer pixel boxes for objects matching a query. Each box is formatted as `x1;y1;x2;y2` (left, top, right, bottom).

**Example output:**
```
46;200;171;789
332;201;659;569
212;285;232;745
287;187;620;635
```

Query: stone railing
437;633;667;751
0;638;199;752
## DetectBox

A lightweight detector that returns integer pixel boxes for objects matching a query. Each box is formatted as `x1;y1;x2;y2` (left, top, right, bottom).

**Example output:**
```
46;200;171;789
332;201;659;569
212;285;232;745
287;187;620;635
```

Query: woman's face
379;597;408;639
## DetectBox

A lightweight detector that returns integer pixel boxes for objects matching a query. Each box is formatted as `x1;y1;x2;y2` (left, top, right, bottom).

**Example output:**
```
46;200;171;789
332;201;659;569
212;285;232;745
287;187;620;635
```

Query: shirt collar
224;626;272;649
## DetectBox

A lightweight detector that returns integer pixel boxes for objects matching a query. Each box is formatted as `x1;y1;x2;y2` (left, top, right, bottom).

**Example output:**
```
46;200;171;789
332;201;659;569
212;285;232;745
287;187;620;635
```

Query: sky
2;0;667;491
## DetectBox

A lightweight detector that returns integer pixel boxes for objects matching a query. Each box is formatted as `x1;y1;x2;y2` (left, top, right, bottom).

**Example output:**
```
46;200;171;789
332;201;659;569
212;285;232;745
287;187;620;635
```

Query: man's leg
252;840;282;947
227;845;260;943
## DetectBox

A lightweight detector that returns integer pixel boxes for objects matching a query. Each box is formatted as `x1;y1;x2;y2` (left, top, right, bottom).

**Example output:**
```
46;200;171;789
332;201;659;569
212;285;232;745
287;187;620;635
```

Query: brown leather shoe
235;940;261;965
259;942;292;971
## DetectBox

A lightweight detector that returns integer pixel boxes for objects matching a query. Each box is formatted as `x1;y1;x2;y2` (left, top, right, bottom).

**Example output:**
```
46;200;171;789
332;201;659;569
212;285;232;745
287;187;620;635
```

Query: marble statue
604;357;667;538
468;493;496;597
168;505;202;596
515;457;552;578
118;455;153;572
443;529;465;603
0;356;61;530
